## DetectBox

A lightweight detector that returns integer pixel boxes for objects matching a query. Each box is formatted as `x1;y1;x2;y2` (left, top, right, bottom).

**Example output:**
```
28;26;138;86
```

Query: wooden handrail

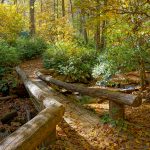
36;71;142;107
0;67;65;150
36;71;142;120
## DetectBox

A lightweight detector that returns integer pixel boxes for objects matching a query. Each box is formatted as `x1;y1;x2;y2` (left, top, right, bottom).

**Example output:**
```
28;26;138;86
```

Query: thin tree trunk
95;0;101;51
82;12;88;44
53;0;56;20
80;9;88;44
1;0;5;3
95;20;101;51
29;0;36;36
69;0;74;20
100;19;107;50
100;0;108;50
14;0;17;4
62;0;65;17
40;0;43;12
38;0;43;27
57;0;59;18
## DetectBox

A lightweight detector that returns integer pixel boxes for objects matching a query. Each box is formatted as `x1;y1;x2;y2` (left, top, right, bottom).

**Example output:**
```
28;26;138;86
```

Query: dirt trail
20;58;150;150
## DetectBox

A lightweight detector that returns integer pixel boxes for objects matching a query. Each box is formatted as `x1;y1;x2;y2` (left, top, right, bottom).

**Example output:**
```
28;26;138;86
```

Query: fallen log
0;110;18;124
36;71;142;107
0;95;17;102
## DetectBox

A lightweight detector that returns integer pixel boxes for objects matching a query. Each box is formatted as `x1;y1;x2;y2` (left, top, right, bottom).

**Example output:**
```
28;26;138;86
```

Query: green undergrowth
0;36;47;95
43;41;98;82
15;36;47;60
100;113;128;130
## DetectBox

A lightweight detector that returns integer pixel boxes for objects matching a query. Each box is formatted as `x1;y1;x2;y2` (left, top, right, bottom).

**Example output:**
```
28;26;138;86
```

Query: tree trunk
1;0;5;3
100;20;107;50
36;71;142;107
80;9;88;44
14;0;17;5
100;0;108;50
29;0;36;36
82;14;88;44
0;95;17;101
53;0;56;20
69;0;74;21
62;0;65;17
57;0;59;18
95;0;101;51
95;21;101;51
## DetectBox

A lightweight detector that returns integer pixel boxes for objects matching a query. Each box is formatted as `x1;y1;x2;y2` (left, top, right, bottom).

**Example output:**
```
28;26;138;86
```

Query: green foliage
100;113;127;130
43;41;97;82
0;39;20;67
15;37;47;60
0;39;20;95
77;96;92;104
0;80;9;95
92;41;147;81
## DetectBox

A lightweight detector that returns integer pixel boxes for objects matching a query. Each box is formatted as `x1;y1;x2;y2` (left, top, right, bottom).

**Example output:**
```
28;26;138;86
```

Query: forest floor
1;58;150;150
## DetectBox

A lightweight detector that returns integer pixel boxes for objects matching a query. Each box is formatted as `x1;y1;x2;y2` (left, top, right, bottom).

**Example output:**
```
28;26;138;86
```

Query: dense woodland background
0;0;149;90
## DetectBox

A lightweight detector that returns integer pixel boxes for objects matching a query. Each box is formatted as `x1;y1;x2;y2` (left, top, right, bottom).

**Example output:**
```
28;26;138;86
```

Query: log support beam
109;101;125;120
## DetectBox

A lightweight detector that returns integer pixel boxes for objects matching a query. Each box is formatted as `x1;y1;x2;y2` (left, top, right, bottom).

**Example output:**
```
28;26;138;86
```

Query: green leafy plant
43;41;98;82
100;113;127;130
0;39;20;67
0;39;20;95
77;96;92;104
15;37;47;60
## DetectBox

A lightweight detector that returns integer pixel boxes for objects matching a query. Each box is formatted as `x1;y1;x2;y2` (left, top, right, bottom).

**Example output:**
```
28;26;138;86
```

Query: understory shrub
0;39;19;67
43;41;98;82
0;39;20;95
15;37;47;60
92;45;137;85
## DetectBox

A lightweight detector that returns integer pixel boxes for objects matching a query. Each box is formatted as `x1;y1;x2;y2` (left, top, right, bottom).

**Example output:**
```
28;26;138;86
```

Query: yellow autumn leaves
0;4;24;42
